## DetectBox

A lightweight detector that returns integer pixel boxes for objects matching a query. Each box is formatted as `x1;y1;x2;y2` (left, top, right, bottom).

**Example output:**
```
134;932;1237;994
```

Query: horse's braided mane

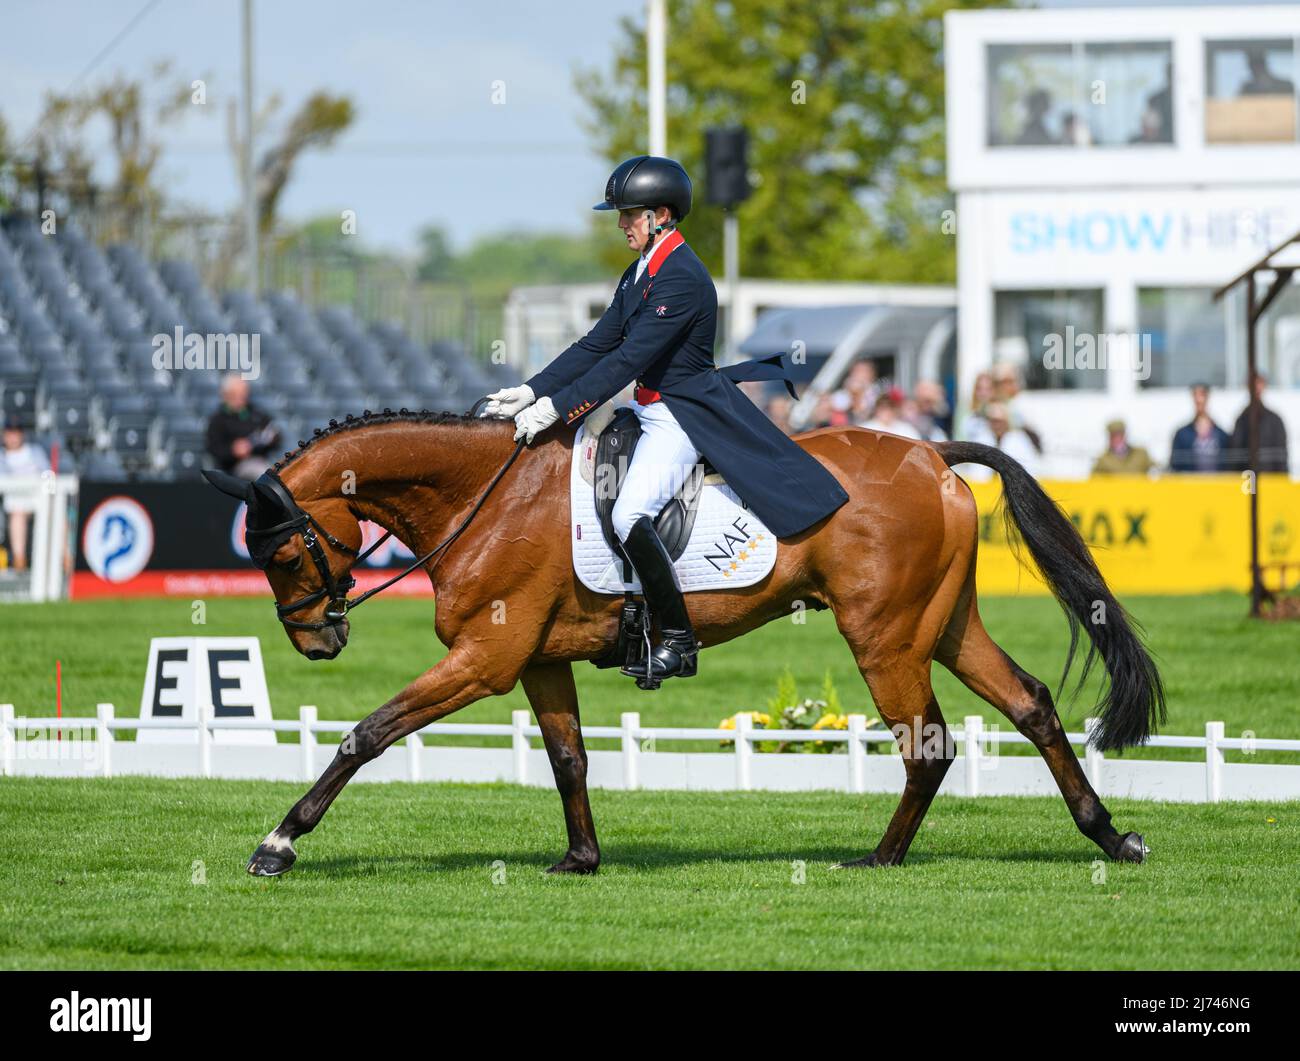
272;407;502;472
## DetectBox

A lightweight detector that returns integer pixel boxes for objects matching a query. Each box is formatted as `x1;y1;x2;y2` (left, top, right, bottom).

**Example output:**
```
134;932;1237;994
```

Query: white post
512;709;530;785
1;704;14;777
621;711;640;791
406;731;422;782
646;0;667;156
96;703;114;778
241;0;259;292
1205;720;1225;803
964;715;983;797
847;714;866;794
198;702;212;779
1083;717;1104;790
734;713;753;791
299;706;317;782
28;483;51;603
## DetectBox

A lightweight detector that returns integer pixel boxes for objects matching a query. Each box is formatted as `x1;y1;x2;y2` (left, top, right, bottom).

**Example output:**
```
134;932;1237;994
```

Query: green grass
0;776;1296;970
2;593;1296;759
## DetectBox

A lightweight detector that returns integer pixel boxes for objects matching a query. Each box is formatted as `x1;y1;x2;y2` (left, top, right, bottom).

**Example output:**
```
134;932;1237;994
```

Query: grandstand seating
0;213;514;481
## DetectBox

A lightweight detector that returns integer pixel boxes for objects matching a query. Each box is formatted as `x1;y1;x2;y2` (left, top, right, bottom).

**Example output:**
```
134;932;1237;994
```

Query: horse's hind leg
521;661;600;874
837;643;955;868
937;602;1147;863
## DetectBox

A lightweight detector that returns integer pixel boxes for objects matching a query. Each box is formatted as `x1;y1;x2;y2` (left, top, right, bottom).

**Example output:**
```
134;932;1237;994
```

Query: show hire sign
138;637;275;745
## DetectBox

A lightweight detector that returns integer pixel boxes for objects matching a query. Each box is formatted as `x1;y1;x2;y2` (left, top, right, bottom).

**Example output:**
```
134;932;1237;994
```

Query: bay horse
204;410;1164;876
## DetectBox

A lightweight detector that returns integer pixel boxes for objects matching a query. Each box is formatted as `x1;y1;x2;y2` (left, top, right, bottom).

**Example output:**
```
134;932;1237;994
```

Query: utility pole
242;0;258;294
647;0;666;156
705;127;751;359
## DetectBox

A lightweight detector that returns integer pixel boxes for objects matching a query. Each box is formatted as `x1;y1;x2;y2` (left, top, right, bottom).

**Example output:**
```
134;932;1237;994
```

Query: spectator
0;420;50;571
956;370;996;440
909;380;950;442
964;401;1039;478
1170;383;1230;472
991;361;1041;451
861;389;921;440
765;394;792;434
206;374;282;480
1092;419;1155;475
832;359;880;427
1228;373;1289;473
806;392;838;430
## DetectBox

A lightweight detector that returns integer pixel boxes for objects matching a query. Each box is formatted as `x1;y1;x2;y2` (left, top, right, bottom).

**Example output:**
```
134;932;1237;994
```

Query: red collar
645;228;685;277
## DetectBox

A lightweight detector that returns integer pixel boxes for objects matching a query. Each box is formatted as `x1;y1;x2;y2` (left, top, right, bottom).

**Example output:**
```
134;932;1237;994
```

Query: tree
220;90;355;286
576;0;1001;283
415;225;455;283
18;63;194;239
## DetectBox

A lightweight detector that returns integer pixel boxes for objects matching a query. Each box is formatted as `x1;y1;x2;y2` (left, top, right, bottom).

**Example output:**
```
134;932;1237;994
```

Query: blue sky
2;0;1290;256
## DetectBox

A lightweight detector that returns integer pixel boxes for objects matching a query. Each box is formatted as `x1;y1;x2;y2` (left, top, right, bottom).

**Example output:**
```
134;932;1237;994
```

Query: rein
255;437;527;631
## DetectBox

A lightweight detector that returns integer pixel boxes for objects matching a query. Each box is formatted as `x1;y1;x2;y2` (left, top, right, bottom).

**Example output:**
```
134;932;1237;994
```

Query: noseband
247;438;526;632
245;473;392;631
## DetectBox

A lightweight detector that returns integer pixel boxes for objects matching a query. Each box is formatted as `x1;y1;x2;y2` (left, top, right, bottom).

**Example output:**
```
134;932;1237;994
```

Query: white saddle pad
570;422;778;595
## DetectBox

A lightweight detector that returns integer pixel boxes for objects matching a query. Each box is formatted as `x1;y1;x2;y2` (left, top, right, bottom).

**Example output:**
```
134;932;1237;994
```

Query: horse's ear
202;468;252;500
248;476;291;526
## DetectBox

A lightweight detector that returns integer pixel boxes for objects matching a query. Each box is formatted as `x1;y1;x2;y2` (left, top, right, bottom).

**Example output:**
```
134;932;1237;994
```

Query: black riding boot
619;516;699;688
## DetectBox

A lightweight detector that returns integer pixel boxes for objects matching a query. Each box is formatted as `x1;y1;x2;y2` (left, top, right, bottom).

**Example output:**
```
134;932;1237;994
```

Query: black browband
251;435;526;632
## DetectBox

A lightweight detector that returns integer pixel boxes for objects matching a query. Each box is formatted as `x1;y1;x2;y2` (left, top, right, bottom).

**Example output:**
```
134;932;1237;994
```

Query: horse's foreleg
521;661;600;874
248;644;523;876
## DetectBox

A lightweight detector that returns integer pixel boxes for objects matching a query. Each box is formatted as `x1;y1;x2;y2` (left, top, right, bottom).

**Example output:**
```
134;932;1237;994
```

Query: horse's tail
934;441;1165;751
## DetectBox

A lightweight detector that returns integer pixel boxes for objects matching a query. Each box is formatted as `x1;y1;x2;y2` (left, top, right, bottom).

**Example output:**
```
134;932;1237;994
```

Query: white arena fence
3;705;1300;803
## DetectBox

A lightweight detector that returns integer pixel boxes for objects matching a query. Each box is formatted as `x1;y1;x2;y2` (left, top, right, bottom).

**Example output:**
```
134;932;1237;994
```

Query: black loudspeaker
704;126;750;208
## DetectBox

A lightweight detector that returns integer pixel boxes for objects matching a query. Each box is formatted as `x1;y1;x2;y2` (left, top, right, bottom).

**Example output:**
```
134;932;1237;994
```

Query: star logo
655;304;667;316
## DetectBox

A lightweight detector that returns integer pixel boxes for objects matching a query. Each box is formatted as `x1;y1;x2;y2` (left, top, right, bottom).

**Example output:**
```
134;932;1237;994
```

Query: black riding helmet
594;156;692;222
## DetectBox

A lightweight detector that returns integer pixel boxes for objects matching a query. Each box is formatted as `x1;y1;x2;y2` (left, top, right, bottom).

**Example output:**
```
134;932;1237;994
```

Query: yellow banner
968;475;1300;595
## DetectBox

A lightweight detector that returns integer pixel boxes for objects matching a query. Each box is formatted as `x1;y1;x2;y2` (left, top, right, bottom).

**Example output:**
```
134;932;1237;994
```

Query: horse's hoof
1114;832;1149;863
832;852;886;870
546;852;600;875
247;844;297;877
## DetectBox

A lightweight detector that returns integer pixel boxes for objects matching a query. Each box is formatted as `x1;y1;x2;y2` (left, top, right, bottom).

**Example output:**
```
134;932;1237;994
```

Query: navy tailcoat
526;234;849;539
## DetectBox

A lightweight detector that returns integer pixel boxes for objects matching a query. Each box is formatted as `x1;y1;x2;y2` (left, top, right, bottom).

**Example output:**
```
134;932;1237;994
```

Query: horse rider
486;155;848;685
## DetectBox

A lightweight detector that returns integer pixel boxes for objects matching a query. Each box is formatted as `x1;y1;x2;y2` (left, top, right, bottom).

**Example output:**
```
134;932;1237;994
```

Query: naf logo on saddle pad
569;423;778;594
138;637;275;745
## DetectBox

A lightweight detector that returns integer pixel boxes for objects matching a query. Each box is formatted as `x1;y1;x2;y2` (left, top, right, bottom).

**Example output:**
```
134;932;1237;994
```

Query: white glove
513;396;559;443
484;384;534;418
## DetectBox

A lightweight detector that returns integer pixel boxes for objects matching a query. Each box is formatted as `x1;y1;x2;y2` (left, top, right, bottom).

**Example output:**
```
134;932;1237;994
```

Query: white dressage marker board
569;423;778;595
138;637;275;744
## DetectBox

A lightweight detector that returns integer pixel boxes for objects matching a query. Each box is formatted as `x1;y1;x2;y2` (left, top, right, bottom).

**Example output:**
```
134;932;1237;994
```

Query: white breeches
611;398;702;542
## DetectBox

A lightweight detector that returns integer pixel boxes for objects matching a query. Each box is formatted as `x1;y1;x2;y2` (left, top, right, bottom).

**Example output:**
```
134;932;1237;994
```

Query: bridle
248;434;526;632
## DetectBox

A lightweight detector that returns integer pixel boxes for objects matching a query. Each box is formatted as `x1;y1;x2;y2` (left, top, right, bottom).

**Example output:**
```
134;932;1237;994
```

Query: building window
987;41;1173;148
1205;38;1298;144
1083;43;1173;146
1138;287;1230;388
994;289;1106;391
988;44;1076;147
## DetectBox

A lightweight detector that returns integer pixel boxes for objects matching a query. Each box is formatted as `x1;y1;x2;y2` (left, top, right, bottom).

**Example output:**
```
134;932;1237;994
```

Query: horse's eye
274;550;303;572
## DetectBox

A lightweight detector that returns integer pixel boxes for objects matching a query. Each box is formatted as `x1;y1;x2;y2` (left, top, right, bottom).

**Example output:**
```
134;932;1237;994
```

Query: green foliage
575;0;1007;282
766;665;800;715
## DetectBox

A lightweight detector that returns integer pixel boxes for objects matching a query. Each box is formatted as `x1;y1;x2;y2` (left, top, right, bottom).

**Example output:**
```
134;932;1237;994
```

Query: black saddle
593;407;708;565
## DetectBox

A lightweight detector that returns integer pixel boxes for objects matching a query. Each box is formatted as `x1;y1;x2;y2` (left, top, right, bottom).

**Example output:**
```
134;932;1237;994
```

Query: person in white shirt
960;401;1040;480
0;421;50;571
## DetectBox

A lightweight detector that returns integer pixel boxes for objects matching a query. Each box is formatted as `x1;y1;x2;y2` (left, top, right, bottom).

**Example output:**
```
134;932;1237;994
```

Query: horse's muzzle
302;618;349;660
